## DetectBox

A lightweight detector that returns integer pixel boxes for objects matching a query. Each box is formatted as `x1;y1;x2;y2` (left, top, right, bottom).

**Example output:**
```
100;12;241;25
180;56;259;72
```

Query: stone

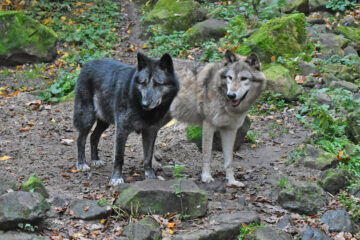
321;210;357;233
237;13;314;63
301;227;331;240
186;19;227;44
329;80;359;93
318;169;351;195
22;173;49;198
143;0;207;33
115;179;207;217
323;63;359;83
336;25;360;45
0;231;50;240
0;178;16;196
306;24;330;38
281;0;309;13
186;116;251;151
122;217;161;240
264;65;302;101
346;109;360;144
298;61;319;76
299;145;337;170
308;0;328;11
173;211;259;240
0;191;50;230
306;17;326;25
343;46;358;56
255;227;292;240
0;11;57;66
339;16;359;28
316;33;350;59
349;185;360;198
277;181;327;215
68;199;112;220
277;215;292;229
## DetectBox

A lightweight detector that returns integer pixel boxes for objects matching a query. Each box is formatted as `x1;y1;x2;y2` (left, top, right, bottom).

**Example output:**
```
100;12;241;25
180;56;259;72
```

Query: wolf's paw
201;173;214;183
109;177;124;186
227;179;245;188
92;159;105;167
145;169;157;179
77;163;90;171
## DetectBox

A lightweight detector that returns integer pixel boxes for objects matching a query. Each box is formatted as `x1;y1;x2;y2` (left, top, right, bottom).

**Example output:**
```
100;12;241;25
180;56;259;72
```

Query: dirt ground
0;0;348;239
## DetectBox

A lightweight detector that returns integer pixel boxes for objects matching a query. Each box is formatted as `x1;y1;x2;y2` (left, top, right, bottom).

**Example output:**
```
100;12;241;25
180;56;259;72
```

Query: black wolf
73;53;179;185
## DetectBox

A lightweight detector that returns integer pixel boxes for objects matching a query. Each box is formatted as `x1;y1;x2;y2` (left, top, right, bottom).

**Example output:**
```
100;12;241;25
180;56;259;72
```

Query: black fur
73;52;179;185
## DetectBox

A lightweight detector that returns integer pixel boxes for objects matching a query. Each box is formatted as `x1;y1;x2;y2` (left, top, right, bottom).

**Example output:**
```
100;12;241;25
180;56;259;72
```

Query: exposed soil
0;0;350;239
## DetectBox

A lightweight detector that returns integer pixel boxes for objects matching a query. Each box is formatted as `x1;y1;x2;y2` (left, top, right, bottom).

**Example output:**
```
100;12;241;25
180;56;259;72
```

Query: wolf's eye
153;79;164;86
241;77;248;81
227;76;233;80
136;77;147;85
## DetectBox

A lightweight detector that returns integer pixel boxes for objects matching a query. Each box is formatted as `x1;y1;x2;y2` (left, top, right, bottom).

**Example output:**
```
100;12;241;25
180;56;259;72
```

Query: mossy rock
300;145;337;170
237;13;314;63
22;174;49;198
186;19;227;44
186;116;251;151
346;109;360;144
122;216;161;240
143;0;207;33
264;65;301;101
318;169;351;194
281;0;309;13
336;25;360;45
323;64;360;83
0;11;57;66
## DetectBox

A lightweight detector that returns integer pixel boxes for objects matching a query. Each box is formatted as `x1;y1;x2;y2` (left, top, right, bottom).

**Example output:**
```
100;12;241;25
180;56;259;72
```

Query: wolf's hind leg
220;128;245;187
142;128;158;179
201;121;215;183
91;118;109;167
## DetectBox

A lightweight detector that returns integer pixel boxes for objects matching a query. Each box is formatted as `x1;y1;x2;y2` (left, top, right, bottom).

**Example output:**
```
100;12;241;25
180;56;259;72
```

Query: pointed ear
159;53;174;74
137;52;149;71
224;50;238;64
245;53;261;71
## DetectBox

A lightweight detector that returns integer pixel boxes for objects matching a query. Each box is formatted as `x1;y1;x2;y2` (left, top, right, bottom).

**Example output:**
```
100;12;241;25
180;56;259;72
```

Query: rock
298;61;319;76
237;13;314;63
115;179;207;217
0;191;50;230
186;116;251;151
323;64;359;83
336;25;360;45
186;19;227;44
346;109;360;144
316;33;350;59
22;174;49;198
349;185;360;198
255;227;292;240
264;65;302;101
68;199;112;220
306;17;326;25
281;0;309;13
122;217;161;240
321;210;357;233
173;211;259;240
277;215;292;229
318;169;351;194
0;11;57;66
299;145;337;170
308;0;328;11
0;231;50;240
313;92;332;105
329;80;359;93
277;181;327;215
306;24;330;38
339;16;359;28
0;178;16;196
343;46;358;56
301;227;332;240
143;0;207;33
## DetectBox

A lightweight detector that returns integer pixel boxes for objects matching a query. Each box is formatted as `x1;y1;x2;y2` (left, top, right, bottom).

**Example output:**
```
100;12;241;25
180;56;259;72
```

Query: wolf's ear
137;52;150;71
159;53;174;74
245;53;261;71
224;50;237;64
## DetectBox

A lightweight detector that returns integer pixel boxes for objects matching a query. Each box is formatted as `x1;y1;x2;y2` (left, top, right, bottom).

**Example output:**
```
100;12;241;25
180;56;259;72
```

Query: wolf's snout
227;92;236;100
141;100;151;110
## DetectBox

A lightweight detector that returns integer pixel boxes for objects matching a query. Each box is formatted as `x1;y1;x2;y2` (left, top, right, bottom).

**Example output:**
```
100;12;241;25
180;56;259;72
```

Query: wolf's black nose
227;92;236;100
142;101;150;109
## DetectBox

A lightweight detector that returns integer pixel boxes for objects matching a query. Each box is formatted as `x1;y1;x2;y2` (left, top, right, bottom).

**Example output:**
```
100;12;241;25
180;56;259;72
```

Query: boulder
321;210;357;233
308;0;328;11
122;217;161;240
329;80;358;93
281;0;309;13
298;61;319;76
264;65;302;101
336;25;360;46
318;169;351;194
299;145;337;170
173;211;260;240
323;63;360;83
255;227;292;240
237;13;314;63
301;227;332;240
316;33;350;59
0;178;16;196
22;173;49;198
306;24;331;38
349;185;360;198
0;191;50;230
346;109;360;144
0;11;57;66
68;199;112;220
277;181;327;215
186;19;227;44
0;231;50;240
143;0;207;33
115;179;208;217
186;116;251;151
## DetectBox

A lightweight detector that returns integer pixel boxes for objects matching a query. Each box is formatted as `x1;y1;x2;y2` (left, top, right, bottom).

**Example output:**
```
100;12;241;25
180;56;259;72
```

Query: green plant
339;191;359;220
97;198;107;207
238;222;264;239
326;0;356;11
277;176;289;188
18;223;37;232
246;131;258;144
200;40;224;62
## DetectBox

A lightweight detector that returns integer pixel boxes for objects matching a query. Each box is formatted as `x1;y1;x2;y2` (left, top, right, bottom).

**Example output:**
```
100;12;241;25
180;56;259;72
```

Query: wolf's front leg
110;123;129;186
201;121;216;183
142;128;158;179
220;127;245;187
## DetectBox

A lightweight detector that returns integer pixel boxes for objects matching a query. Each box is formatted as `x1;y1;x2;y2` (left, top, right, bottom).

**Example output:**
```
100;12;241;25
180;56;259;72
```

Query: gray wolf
73;52;179;185
171;50;266;187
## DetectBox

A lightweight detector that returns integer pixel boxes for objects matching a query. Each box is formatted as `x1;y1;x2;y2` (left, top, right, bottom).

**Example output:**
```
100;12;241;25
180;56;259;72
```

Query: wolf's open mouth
231;91;248;107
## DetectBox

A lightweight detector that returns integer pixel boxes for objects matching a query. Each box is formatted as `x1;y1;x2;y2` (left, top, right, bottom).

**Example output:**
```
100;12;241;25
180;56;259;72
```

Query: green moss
336;25;360;44
186;125;202;148
0;11;57;56
317;152;336;164
22;173;49;198
237;13;314;63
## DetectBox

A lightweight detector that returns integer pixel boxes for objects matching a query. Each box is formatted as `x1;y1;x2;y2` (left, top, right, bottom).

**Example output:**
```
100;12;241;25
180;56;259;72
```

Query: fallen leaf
271;56;276;63
19;127;30;132
164;119;176;128
27;122;35;126
70;169;79;174
100;219;106;224
0;156;12;161
61;174;71;179
84;206;89;211
160;142;167;147
50;119;56;123
61;138;74;145
142;43;148;49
